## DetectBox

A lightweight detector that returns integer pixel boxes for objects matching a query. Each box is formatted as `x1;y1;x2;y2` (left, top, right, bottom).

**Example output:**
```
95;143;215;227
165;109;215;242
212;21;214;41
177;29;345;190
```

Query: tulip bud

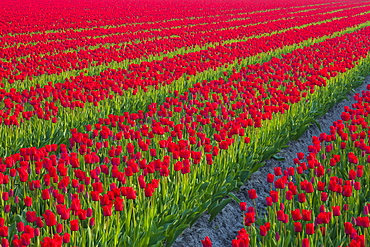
70;219;79;231
275;232;280;241
239;202;247;211
259;225;267;236
266;173;274;183
354;182;361;190
24;196;32;207
294;222;302;232
265;197;273;206
56;224;63;233
1;238;9;247
298;193;306;203
16;222;24;232
305;223;314;235
274;167;282;176
248;189;257;200
201;236;212;247
302;238;310;247
89;217;95;227
63;233;71;243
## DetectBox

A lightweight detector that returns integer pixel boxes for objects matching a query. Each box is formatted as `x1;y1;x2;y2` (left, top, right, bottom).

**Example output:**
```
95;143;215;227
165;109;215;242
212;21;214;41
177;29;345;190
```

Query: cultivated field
0;0;369;246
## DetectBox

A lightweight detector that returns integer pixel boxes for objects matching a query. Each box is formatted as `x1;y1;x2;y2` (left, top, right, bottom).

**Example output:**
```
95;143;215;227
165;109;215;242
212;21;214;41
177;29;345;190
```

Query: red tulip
302;209;312;221
259;225;267;236
266;173;274;183
302;238;310;247
24;196;32;207
1;239;9;247
244;212;255;226
355;217;370;228
0;226;8;237
43;210;57;226
63;233;71;243
342;185;353;197
285;190;293;200
201;236;212;247
270;190;279;203
305;223;314;235
265;197;273;206
291;209;302;221
17;222;24;232
21;233;31;246
298;193;306;203
239;202;247;211
26;211;37;223
102;205;112;216
332;206;341;216
248;189;257;200
320;192;328;202
70;219;79;231
274;167;282;176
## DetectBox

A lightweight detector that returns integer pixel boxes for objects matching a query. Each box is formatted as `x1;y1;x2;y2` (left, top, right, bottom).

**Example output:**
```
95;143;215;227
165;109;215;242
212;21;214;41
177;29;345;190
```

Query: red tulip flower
43;210;57;226
298;193;306;203
201;236;212;247
332;206;341;216
259;225;267;236
70;219;79;231
239;202;247;211
302;238;310;247
294;222;302;232
291;209;302;221
305;223;314;235
248;189;257;200
24;196;32;207
266;173;274;183
302;209;312;221
342;185;353;197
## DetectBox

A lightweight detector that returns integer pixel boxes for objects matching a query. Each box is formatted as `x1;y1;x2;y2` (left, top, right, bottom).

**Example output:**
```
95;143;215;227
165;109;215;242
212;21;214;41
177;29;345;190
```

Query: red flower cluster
1;3;368;82
230;87;370;246
2;9;370;127
2;0;370;246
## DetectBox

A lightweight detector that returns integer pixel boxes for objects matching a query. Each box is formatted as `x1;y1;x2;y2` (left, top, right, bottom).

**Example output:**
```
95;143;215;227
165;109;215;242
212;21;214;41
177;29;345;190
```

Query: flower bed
1;22;370;246
203;86;370;247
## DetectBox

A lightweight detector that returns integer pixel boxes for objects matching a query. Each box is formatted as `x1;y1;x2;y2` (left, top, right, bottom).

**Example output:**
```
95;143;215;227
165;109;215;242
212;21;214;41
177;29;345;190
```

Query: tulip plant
1;0;370;247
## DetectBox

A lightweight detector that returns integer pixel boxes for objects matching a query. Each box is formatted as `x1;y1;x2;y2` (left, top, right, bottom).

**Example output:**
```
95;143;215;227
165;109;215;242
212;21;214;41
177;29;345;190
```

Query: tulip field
1;0;370;246
216;86;370;247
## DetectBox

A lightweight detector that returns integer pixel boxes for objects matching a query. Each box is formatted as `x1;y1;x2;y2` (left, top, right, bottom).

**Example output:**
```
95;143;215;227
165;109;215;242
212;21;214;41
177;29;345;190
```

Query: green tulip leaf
209;198;232;222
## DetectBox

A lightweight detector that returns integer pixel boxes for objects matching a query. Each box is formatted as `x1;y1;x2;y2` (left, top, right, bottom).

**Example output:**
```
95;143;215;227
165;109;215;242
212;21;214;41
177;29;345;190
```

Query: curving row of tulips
2;10;370;157
1;22;370;246
200;86;370;247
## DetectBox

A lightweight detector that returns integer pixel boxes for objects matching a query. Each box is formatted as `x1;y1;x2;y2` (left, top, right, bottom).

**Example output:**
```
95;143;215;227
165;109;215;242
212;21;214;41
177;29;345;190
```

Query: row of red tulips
201;85;370;247
1;23;370;246
1;1;360;62
2;4;369;84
